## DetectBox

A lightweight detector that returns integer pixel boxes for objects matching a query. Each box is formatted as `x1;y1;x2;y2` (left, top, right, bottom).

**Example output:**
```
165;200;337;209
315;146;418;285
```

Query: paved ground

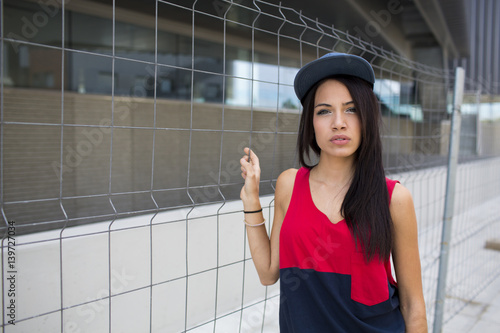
443;277;500;333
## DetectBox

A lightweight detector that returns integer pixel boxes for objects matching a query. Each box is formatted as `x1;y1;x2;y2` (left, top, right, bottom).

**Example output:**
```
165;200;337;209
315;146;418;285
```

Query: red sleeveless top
279;167;404;332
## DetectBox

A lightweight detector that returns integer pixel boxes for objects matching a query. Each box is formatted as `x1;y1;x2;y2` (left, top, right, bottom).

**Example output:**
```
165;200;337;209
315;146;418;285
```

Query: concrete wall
5;197;281;332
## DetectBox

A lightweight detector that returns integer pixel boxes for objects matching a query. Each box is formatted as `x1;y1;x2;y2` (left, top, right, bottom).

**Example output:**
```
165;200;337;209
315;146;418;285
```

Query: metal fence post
433;67;465;333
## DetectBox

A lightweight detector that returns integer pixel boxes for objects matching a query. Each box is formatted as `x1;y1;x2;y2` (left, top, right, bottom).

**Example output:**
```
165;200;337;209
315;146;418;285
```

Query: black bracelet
243;208;262;214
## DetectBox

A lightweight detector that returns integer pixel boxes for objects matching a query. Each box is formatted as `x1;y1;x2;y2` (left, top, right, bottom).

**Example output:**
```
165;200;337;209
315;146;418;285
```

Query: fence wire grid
1;0;500;332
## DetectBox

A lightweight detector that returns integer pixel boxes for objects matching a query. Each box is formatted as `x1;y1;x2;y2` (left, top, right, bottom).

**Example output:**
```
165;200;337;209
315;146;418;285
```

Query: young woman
239;53;427;332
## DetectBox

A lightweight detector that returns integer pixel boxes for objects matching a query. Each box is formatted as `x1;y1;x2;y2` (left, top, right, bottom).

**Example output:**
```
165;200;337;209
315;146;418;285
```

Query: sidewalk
443;276;500;333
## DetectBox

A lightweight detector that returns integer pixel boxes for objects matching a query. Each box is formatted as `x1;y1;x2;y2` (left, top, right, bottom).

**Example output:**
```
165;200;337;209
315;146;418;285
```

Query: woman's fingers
240;148;261;200
244;147;260;166
240;156;250;170
240;156;251;182
240;150;254;170
242;148;260;175
240;148;261;182
240;164;247;179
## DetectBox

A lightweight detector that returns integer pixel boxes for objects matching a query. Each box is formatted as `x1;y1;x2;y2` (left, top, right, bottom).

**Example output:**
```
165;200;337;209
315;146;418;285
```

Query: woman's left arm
391;183;428;333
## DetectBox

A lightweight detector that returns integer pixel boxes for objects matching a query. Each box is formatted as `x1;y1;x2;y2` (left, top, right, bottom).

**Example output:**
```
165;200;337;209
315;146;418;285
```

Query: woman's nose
331;111;346;130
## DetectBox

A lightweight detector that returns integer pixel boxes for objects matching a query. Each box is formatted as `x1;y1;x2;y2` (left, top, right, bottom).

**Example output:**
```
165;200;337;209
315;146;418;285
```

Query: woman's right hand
240;147;261;206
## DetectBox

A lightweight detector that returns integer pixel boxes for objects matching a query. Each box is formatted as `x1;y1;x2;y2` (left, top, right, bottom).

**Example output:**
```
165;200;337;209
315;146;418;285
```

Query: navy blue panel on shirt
279;268;405;333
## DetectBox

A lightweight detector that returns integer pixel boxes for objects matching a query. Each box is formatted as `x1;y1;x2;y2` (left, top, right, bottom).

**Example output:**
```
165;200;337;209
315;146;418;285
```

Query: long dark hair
297;75;392;262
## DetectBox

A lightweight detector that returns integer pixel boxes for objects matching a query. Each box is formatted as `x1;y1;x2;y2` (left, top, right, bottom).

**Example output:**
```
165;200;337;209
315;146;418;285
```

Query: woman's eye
317;109;330;115
345;107;356;114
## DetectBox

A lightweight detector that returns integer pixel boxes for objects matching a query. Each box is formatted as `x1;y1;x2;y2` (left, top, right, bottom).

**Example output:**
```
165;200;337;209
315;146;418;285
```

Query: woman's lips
330;135;351;145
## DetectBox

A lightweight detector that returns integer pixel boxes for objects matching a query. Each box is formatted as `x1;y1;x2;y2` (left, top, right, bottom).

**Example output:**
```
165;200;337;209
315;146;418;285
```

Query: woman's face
312;79;362;160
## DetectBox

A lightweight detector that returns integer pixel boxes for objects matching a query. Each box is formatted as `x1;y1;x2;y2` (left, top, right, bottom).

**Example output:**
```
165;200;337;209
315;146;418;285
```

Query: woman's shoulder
389;182;415;223
390;182;413;204
274;168;299;207
278;167;300;180
276;168;299;191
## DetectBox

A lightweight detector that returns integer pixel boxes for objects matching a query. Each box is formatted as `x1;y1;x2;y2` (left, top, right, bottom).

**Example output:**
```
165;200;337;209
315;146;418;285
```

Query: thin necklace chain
311;168;353;204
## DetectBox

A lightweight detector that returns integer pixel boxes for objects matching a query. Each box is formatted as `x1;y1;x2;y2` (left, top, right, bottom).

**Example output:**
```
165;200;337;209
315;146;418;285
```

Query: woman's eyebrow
314;101;354;108
314;103;331;108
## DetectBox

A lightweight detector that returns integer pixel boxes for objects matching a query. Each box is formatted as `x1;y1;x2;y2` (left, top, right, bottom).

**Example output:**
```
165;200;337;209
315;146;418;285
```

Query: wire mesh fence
1;0;500;332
